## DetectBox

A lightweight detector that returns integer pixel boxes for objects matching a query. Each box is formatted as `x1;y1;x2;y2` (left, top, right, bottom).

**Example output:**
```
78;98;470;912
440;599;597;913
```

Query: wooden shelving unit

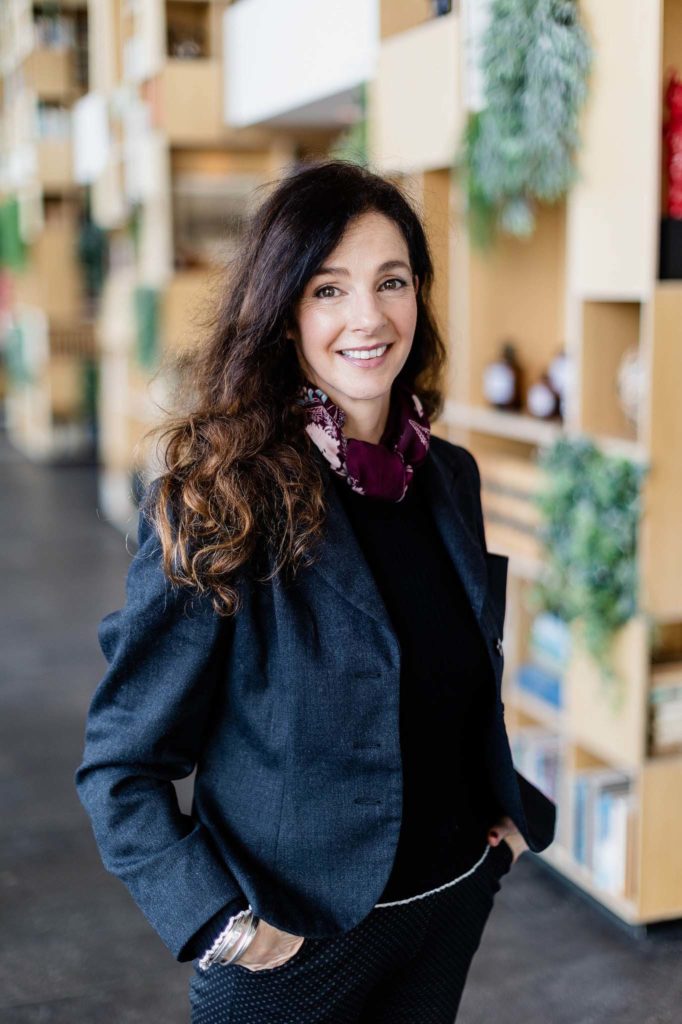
372;0;682;928
0;0;96;461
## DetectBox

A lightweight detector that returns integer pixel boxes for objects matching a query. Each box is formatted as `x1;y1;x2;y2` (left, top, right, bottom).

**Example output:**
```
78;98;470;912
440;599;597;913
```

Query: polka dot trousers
188;839;514;1023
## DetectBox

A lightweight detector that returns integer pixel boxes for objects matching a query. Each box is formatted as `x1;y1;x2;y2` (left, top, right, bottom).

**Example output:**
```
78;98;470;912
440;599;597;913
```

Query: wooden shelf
507;686;563;733
444;399;649;463
444;400;563;446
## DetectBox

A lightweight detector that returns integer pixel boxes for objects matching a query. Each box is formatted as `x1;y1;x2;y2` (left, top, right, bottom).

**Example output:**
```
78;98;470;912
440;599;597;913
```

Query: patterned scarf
295;376;431;502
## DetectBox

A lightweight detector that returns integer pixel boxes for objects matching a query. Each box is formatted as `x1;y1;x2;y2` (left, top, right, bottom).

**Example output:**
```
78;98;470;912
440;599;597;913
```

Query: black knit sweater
330;458;503;902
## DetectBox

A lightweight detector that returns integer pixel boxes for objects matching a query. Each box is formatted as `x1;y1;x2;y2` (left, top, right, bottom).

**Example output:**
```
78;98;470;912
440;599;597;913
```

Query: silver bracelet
197;907;260;971
219;913;259;966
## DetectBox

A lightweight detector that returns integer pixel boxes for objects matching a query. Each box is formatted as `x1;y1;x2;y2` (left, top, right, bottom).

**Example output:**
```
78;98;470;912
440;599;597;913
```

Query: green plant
328;83;368;167
454;0;593;248
530;436;648;711
0;197;26;271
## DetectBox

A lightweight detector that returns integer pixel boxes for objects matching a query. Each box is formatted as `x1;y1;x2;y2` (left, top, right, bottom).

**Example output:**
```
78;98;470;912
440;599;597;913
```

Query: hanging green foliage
0;198;27;271
134;286;160;370
455;0;593;247
530;436;648;712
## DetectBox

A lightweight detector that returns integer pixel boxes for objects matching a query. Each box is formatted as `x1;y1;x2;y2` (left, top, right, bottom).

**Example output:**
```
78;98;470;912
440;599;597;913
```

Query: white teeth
340;344;388;360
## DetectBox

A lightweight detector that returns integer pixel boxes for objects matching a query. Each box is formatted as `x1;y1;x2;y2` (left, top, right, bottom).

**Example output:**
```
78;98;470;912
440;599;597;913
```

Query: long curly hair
140;158;448;616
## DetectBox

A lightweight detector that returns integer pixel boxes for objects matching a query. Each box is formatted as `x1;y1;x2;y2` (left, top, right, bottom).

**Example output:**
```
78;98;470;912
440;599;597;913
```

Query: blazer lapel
307;441;489;631
420;441;489;623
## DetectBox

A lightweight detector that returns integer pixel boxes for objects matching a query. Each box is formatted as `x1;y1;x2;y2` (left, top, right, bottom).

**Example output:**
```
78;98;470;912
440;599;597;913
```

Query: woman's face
288;210;419;414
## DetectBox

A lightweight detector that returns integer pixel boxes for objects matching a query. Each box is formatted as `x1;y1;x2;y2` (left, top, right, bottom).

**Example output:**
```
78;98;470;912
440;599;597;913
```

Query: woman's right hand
230;919;305;971
487;814;529;864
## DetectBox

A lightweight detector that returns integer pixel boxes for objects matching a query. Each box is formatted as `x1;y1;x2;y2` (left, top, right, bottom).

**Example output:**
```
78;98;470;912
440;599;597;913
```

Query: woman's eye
314;277;407;299
314;285;340;298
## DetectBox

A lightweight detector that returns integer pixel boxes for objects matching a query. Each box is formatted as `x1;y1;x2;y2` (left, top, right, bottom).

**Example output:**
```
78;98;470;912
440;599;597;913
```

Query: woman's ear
284;314;299;343
413;274;420;294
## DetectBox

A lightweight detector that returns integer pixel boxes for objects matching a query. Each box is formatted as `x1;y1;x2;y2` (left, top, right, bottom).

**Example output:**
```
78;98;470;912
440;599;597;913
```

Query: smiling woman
75;158;555;1024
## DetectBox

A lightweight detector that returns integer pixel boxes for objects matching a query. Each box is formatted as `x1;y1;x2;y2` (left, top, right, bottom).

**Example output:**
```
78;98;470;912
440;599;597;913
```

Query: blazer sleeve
74;481;248;961
457;444;558;852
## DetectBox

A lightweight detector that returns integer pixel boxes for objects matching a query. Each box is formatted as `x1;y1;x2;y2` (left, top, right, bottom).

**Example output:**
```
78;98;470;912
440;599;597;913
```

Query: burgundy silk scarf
296;376;431;502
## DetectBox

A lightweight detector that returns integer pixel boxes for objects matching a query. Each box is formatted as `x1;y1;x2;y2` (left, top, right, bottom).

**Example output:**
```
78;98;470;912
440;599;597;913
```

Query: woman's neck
337;391;391;445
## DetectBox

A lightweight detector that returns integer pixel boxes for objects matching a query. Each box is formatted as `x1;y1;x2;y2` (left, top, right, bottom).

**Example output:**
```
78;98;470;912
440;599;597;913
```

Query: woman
76;158;556;1023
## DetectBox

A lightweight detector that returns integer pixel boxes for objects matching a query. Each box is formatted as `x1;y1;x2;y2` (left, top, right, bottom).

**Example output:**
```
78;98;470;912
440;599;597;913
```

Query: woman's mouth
337;343;394;367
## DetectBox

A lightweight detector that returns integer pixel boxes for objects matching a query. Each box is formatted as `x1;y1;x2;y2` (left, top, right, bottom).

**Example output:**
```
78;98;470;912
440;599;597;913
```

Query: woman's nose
348;290;388;332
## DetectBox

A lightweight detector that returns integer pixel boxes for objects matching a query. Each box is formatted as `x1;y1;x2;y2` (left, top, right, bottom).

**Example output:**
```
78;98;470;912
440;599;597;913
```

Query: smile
337;343;393;366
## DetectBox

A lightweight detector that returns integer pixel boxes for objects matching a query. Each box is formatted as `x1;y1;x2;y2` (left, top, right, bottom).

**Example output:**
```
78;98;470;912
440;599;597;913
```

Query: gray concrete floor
1;427;680;1023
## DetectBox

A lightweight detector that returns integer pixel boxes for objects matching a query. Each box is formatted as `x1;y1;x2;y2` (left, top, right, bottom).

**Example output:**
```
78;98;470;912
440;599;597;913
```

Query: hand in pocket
232;919;306;972
487;814;529;865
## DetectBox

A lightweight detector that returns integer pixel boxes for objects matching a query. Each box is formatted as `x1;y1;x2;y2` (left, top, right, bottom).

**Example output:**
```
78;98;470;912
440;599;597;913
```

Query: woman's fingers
232;921;305;970
502;830;529;864
487;814;529;863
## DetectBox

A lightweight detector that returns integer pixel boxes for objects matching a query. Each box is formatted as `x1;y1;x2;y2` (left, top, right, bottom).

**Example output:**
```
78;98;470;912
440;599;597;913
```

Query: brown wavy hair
140;157;448;617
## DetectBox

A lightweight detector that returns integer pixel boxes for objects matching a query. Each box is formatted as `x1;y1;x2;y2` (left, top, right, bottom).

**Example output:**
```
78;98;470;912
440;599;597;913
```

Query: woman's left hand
230;919;305;972
487;814;529;864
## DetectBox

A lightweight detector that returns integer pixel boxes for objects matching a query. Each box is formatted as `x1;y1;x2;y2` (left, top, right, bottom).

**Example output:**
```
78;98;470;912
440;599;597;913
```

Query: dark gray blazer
75;435;556;961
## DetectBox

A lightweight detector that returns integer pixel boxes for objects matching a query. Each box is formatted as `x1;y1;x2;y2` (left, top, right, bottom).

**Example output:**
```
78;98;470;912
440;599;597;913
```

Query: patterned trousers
189;839;514;1024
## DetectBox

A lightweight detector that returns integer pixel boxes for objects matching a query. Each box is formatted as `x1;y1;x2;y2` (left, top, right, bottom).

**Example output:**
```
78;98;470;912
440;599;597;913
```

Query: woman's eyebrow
310;259;411;279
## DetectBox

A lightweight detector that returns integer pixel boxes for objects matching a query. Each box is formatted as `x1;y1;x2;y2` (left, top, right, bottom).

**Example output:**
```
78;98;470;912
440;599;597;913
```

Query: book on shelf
572;766;634;898
513;612;569;711
648;663;682;755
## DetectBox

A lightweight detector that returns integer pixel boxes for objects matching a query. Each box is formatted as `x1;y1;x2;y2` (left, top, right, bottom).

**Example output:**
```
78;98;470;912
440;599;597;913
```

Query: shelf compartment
578;299;642;443
155;58;224;145
23;46;81;102
565;616;649;771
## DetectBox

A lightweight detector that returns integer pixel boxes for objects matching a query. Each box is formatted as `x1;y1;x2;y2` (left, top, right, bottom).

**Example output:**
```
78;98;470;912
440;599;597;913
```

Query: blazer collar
307;441;489;634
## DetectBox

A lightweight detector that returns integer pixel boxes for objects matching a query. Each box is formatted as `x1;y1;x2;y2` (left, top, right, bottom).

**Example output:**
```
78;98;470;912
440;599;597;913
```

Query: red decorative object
663;69;682;218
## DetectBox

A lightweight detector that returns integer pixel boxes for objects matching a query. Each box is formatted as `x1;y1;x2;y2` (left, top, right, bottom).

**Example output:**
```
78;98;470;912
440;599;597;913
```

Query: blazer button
495;637;504;655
